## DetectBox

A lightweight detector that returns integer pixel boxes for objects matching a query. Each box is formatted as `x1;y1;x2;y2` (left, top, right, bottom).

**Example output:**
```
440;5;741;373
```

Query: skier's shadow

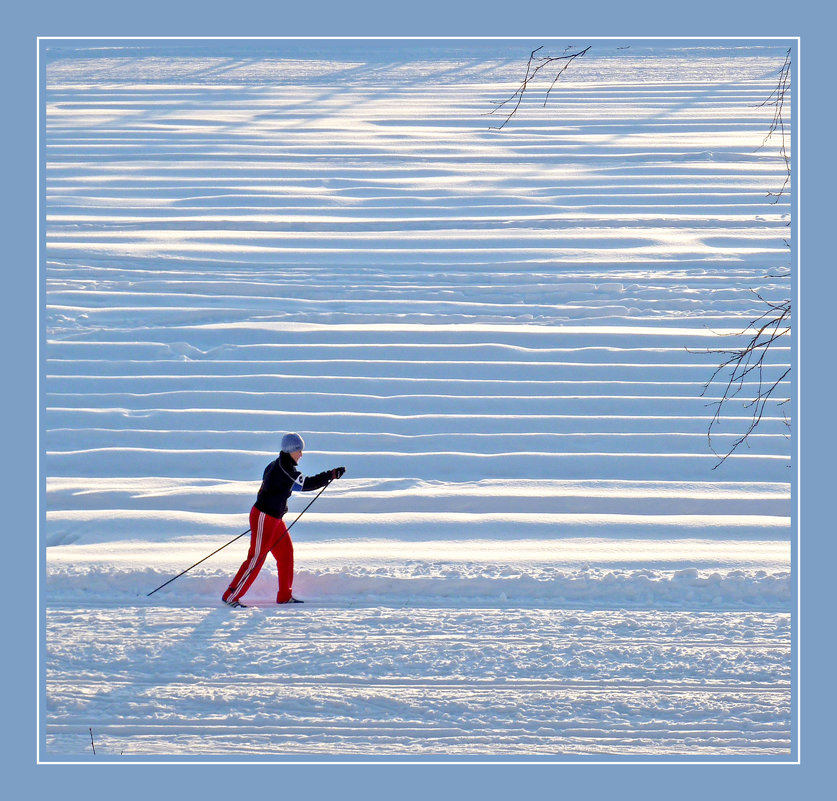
135;596;268;688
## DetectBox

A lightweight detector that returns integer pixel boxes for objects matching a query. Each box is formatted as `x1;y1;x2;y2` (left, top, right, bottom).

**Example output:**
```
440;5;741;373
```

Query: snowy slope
41;40;793;758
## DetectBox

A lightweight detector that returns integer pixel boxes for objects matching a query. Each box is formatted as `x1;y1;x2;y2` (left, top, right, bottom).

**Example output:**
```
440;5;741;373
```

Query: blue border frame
11;0;829;797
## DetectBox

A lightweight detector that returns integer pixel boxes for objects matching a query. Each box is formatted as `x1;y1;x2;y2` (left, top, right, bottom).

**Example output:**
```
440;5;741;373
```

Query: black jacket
254;451;332;519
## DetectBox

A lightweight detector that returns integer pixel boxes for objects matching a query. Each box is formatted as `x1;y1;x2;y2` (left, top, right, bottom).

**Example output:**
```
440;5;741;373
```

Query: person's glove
331;466;346;480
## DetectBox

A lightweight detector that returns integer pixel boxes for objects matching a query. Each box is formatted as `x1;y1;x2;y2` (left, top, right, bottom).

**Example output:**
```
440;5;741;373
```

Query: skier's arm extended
294;466;346;492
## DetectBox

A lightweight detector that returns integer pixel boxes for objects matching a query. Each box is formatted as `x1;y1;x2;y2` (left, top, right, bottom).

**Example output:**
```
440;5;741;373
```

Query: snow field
42;41;793;758
45;606;790;756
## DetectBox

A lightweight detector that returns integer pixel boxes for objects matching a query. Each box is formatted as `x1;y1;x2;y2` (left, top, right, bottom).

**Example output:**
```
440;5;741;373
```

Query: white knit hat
280;432;305;453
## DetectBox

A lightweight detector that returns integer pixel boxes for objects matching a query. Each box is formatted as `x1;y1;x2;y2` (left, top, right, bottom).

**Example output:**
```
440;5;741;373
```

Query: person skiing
222;433;345;608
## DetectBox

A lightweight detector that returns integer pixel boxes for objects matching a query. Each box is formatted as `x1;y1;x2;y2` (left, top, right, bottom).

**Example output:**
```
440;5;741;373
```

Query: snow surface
42;40;793;759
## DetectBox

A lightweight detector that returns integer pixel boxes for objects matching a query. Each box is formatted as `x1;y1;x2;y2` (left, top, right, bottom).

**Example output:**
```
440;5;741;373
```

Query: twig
488;45;591;130
89;728;96;756
697;47;794;466
755;47;791;204
691;296;791;467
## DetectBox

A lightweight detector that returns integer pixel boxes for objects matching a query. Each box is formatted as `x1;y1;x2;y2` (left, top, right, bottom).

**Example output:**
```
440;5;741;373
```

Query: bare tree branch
755;47;792;204
695;48;793;467
487;45;591;130
691;296;791;468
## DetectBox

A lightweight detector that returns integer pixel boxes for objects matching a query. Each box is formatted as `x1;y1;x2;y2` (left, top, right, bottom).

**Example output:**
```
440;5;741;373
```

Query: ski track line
44;603;791;756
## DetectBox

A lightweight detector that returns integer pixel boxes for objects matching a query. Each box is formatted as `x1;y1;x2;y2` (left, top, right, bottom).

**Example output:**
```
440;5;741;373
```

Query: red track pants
222;506;294;604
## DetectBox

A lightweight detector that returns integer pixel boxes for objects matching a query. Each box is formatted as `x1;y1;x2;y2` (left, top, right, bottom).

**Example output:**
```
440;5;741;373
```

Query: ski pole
147;528;250;597
285;478;331;533
267;479;332;548
146;478;332;597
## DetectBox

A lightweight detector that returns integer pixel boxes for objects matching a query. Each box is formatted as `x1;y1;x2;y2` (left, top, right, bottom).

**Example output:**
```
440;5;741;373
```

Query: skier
222;433;345;607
